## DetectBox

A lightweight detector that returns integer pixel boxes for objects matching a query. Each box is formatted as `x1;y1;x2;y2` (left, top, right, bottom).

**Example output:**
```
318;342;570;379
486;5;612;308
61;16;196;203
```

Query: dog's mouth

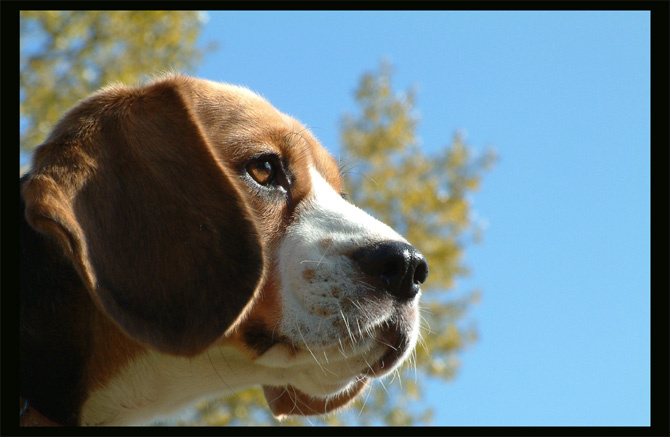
262;377;370;418
249;314;414;375
237;281;419;419
257;320;415;418
363;323;410;377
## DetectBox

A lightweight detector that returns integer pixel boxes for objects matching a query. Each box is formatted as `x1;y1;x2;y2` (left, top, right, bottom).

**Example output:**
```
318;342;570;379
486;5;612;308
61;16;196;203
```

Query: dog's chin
258;322;415;418
262;377;369;419
364;325;414;378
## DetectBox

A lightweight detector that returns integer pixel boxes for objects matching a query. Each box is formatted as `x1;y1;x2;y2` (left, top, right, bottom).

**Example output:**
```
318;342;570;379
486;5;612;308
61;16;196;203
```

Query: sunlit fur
23;75;423;425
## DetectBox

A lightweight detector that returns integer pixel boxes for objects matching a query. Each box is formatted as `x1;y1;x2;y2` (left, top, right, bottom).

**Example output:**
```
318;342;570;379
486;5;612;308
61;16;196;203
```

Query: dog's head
22;74;428;421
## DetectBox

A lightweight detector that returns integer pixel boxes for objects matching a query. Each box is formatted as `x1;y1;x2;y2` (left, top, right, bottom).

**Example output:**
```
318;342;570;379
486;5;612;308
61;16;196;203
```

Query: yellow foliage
20;11;208;152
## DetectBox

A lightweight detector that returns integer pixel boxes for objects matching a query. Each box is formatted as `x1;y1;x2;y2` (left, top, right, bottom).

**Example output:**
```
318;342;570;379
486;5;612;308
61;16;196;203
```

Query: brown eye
247;159;277;186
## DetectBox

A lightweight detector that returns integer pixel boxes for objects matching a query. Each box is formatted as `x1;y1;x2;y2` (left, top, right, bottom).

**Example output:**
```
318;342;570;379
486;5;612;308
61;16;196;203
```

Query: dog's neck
79;347;261;425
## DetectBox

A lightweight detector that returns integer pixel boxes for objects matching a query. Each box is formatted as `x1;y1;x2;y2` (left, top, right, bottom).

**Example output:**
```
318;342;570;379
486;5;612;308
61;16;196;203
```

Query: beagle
20;74;428;426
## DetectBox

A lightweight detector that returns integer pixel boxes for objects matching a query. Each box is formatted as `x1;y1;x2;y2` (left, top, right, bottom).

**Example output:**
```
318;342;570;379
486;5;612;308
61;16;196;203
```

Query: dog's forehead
189;78;342;191
191;78;287;125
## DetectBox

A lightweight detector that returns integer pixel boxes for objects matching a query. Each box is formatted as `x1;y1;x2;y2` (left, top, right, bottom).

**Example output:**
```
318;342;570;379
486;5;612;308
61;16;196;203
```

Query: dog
20;74;428;426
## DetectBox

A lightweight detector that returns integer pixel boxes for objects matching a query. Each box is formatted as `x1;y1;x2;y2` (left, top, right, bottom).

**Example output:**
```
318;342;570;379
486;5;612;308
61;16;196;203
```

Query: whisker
361;355;377;378
300;260;333;265
376;374;390;396
348;298;365;313
374;338;398;351
339;309;355;344
395;367;403;390
355;318;363;340
412;348;418;383
337;337;349;358
387;369;398;385
316;246;330;268
206;349;233;393
357;380;373;419
296;325;330;376
418;314;434;335
417;301;434;315
417;333;430;354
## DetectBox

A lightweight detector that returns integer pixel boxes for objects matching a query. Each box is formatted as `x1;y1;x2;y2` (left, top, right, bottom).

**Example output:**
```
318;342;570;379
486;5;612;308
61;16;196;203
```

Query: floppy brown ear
22;77;264;356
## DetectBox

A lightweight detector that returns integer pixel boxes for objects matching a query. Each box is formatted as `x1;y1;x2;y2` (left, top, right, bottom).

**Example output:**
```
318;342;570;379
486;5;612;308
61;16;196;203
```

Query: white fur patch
262;167;418;395
80;347;259;425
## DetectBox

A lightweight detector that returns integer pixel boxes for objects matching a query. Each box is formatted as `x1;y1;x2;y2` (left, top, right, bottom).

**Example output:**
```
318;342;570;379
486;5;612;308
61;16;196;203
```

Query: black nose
351;241;428;301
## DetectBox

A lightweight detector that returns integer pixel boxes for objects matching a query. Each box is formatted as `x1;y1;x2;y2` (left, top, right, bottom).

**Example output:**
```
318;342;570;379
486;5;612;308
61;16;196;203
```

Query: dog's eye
247;158;278;187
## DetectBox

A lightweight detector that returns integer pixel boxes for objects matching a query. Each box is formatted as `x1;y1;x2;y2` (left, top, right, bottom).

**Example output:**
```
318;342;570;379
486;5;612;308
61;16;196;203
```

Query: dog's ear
22;77;264;356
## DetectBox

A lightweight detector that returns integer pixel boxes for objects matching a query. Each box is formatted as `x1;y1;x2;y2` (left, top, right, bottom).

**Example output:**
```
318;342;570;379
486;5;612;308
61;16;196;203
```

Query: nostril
380;256;405;285
413;258;428;285
351;241;428;301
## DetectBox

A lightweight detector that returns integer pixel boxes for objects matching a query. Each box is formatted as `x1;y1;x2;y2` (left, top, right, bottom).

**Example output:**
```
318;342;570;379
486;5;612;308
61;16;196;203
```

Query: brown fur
21;74;357;425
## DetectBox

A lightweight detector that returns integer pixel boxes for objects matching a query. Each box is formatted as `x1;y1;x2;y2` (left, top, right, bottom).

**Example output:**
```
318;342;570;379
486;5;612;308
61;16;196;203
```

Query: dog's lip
262;377;370;418
363;325;407;378
251;320;410;377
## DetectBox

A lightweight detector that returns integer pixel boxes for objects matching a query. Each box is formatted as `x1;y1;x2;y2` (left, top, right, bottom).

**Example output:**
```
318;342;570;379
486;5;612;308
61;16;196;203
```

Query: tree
20;11;209;154
190;61;496;426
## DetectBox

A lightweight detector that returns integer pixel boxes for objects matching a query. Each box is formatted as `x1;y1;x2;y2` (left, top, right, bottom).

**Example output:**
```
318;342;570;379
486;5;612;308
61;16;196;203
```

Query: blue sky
17;9;651;427
192;11;650;426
